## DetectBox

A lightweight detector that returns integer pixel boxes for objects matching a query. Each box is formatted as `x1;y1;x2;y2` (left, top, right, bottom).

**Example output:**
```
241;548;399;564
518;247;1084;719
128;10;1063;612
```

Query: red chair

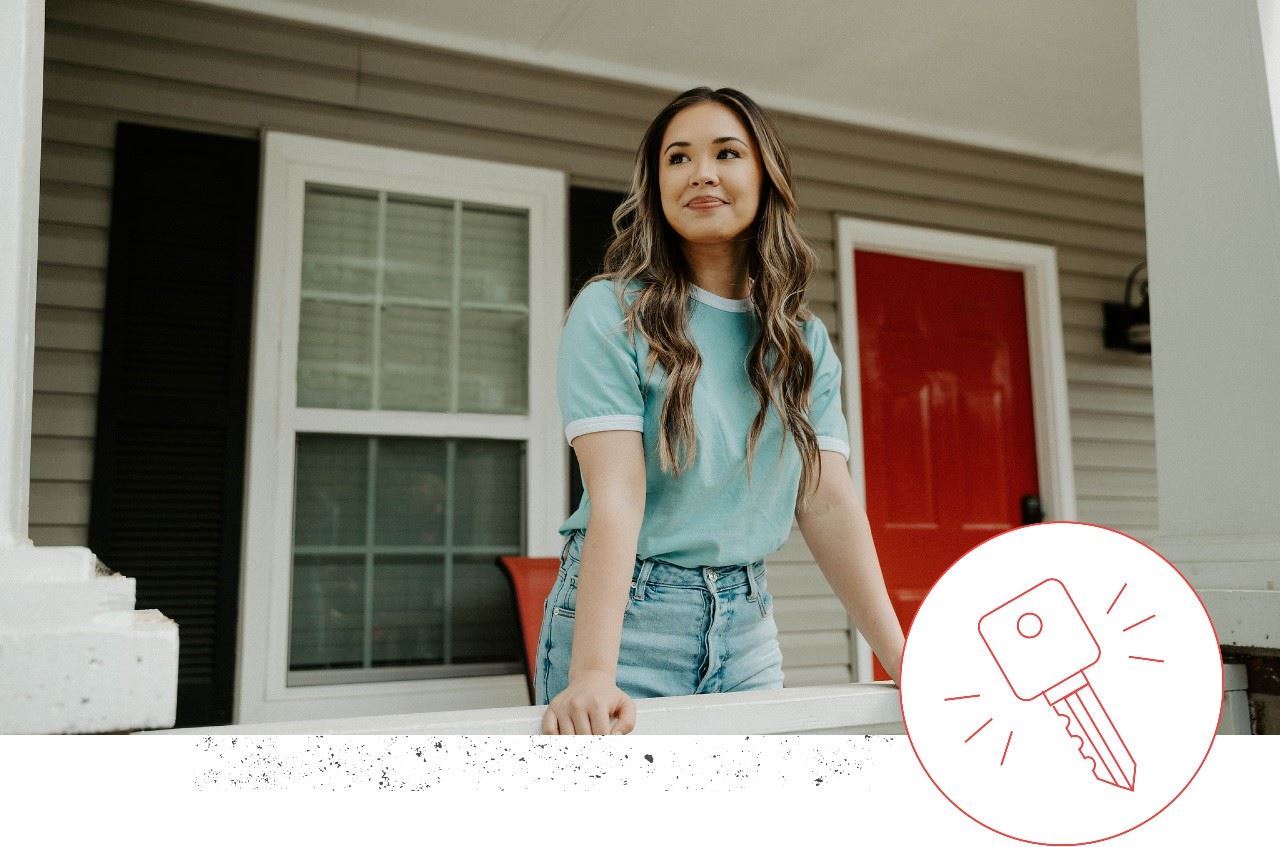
497;554;563;703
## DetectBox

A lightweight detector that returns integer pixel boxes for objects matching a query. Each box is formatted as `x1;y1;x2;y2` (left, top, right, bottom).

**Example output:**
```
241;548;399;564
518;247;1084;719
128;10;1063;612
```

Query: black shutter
566;186;628;509
90;123;258;728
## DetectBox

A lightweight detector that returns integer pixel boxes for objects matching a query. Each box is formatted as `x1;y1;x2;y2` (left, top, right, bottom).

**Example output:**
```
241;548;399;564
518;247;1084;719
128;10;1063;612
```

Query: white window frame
834;215;1077;683
235;131;567;724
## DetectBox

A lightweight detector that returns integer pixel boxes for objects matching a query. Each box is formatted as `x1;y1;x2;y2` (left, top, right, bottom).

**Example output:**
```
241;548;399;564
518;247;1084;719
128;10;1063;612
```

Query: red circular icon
900;522;1222;845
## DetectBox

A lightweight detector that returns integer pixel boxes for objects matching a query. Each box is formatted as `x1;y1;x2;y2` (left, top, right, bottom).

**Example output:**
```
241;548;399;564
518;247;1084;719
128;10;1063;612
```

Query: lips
687;198;726;209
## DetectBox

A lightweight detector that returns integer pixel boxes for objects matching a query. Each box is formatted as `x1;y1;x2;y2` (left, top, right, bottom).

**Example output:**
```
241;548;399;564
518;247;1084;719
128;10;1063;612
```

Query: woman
537;86;904;735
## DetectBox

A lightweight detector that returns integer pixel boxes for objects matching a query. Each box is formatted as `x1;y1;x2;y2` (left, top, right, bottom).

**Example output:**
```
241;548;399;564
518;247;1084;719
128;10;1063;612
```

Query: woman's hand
541;669;637;735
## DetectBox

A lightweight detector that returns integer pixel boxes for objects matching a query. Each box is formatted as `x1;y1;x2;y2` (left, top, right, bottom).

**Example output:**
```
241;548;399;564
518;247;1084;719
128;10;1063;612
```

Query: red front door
854;249;1041;680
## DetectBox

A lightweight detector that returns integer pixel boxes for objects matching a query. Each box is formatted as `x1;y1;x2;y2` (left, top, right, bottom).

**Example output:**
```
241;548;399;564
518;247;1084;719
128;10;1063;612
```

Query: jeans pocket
563;530;584;566
553;573;578;616
759;587;774;619
541;607;576;704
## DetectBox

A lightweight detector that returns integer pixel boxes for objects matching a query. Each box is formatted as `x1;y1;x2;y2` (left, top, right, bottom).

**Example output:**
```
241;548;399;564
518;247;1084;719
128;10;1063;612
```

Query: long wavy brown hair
573;86;827;511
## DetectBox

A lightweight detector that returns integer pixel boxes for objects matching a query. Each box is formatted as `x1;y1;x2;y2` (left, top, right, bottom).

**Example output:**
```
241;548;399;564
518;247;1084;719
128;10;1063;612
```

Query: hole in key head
1017;612;1043;638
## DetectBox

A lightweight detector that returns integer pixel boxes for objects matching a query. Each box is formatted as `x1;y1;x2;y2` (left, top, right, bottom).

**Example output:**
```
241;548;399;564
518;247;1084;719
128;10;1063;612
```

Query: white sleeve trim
816;435;851;460
565;414;645;445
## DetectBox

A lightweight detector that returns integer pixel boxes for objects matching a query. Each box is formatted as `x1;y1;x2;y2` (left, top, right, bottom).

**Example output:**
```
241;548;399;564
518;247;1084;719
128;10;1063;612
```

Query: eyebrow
662;136;747;155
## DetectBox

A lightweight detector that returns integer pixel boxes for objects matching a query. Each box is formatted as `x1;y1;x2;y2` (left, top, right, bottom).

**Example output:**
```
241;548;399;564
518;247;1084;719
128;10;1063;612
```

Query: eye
666;148;744;165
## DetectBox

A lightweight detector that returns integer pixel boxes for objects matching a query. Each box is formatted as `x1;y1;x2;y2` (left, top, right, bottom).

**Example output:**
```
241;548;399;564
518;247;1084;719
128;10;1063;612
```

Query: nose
691;156;718;186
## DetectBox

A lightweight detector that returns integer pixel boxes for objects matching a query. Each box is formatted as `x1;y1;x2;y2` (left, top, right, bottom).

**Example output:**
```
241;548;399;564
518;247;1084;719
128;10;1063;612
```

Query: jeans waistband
560;529;765;602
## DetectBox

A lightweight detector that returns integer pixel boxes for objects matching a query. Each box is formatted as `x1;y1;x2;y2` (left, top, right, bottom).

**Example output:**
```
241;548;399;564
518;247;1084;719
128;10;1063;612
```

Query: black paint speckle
189;734;893;790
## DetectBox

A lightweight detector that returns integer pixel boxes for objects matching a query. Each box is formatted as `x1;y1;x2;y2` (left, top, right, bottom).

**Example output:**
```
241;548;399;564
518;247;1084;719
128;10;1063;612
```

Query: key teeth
1056;707;1104;782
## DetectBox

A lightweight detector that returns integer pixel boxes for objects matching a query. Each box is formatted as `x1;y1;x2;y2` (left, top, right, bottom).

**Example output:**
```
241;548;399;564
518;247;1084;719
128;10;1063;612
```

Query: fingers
589;701;611;736
542;690;637;735
568;708;593;736
612;696;638;735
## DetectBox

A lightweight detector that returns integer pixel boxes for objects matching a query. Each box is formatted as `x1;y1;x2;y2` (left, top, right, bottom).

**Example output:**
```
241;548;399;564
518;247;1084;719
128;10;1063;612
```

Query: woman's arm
568;429;647;680
541;428;645;734
795;451;905;685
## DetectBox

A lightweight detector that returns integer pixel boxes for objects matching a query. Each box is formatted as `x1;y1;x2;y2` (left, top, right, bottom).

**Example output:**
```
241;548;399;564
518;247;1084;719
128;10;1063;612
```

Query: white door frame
834;216;1077;681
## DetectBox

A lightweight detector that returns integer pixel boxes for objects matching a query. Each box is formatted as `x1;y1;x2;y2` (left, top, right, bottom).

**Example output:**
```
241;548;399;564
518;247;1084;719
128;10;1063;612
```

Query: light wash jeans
534;528;785;706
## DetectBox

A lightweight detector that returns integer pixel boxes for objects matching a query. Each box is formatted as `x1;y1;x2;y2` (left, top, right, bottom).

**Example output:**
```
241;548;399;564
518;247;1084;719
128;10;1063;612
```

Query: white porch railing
141;670;1254;736
139;683;905;735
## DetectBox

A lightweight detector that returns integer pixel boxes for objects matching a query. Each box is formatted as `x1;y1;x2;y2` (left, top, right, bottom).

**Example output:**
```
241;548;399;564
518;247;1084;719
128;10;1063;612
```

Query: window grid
299;289;529;313
450;199;462;412
298;192;532;411
292;544;522;556
443;439;456;664
370;192;387;411
290;185;536;681
361;437;377;668
443;199;461;664
291;434;527;673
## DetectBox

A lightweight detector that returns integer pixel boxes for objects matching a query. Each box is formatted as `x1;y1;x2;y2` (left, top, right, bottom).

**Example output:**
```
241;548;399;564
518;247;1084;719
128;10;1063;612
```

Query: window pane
289;554;365;670
461;203;529;306
458;308;528;413
374;437;447;545
378;305;451;411
293;435;367;547
296;191;531;414
385;194;453;301
298;299;373;408
372;554;444;666
301;185;378;297
452;440;522;548
451;555;521;664
288;434;524;681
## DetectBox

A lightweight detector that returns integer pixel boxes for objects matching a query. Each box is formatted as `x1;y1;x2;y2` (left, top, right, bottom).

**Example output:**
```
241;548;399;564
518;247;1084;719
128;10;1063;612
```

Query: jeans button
707;570;717;581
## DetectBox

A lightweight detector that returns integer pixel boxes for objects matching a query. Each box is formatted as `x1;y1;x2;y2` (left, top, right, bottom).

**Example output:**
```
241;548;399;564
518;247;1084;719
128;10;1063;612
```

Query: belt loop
745;559;761;602
632;558;654;602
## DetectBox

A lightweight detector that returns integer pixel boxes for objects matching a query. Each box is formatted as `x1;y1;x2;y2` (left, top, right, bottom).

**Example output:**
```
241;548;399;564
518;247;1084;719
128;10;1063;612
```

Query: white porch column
0;0;177;733
1136;1;1280;649
0;0;43;551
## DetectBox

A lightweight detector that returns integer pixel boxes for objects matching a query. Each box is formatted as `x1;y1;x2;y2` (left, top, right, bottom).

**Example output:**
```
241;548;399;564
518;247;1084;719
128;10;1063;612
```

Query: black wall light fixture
1102;260;1151;353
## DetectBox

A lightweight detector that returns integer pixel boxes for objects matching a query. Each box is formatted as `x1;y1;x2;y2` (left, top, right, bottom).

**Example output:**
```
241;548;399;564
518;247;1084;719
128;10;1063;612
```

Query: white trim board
186;0;1142;176
145;682;904;735
236;130;567;725
1199;589;1280;649
833;216;1076;682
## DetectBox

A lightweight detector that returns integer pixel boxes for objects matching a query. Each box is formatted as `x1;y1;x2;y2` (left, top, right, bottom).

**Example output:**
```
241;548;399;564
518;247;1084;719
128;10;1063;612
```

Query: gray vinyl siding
32;0;1153;689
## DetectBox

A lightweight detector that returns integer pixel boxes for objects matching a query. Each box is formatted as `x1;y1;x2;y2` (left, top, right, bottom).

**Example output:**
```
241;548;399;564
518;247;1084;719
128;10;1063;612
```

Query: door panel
854;249;1040;680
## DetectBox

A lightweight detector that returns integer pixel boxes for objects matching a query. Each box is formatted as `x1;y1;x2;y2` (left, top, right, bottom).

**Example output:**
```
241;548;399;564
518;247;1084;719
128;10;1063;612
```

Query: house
2;0;1275;734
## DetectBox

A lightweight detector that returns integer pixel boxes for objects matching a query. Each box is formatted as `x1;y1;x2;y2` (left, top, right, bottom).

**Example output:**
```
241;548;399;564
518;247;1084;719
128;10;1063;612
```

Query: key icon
979;578;1138;792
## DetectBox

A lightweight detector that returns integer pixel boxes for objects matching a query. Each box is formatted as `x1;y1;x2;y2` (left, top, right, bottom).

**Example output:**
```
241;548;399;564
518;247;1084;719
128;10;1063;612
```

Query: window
238;132;567;723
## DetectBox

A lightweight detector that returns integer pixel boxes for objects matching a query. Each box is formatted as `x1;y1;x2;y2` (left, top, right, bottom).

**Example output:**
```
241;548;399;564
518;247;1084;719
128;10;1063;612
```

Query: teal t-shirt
556;278;851;567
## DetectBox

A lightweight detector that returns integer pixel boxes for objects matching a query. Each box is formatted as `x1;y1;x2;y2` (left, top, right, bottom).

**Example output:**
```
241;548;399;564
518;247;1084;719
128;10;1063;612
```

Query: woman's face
658;101;764;247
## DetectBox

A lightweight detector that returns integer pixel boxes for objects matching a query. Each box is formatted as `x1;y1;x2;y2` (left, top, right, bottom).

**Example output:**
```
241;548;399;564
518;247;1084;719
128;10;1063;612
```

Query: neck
681;240;751;299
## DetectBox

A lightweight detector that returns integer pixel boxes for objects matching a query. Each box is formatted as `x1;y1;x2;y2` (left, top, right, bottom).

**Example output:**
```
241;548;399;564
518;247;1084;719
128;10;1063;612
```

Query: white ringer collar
688;281;753;312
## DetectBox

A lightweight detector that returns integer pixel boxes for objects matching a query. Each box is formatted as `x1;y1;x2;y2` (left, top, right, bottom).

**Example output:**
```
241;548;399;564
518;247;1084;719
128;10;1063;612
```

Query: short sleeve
557;280;646;446
806;317;851;460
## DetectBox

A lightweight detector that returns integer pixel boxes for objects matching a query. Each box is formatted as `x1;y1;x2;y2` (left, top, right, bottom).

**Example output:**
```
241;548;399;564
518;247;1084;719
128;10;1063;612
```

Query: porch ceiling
190;0;1143;175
